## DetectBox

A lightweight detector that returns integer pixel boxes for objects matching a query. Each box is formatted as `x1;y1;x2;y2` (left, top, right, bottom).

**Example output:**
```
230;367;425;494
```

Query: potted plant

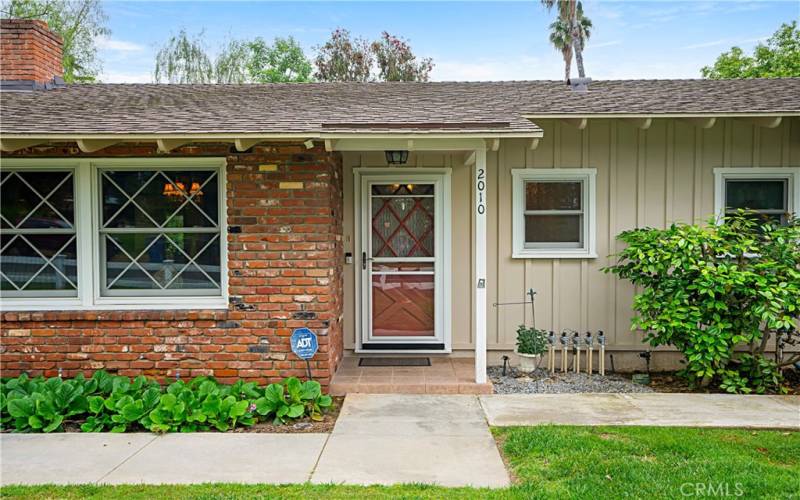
515;325;548;372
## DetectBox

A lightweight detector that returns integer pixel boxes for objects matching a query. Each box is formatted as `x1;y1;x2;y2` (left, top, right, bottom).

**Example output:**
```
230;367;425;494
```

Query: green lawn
2;426;797;499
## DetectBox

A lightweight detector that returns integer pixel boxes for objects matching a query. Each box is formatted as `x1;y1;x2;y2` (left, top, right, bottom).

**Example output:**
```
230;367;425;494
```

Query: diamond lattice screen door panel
358;171;450;350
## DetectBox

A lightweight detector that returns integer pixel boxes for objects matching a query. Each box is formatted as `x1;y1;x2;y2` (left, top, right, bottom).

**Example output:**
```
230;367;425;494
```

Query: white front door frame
353;167;452;354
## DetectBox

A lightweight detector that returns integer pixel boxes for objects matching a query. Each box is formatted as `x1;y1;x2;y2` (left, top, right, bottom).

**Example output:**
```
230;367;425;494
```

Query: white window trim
0;157;228;311
511;168;597;259
713;167;800;222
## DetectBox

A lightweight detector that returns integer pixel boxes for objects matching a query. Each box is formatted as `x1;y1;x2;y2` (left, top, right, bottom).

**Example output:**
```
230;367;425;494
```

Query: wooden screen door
358;171;448;350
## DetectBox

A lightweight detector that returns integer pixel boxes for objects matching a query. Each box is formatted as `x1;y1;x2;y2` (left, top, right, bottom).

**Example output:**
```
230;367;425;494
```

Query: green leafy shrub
1;372;333;433
515;325;549;356
604;211;800;393
254;378;332;424
3;373;92;432
81;372;161;432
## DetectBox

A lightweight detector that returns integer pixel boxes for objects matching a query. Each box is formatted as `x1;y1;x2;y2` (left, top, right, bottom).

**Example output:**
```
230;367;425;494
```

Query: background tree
153;29;214;84
371;31;433;82
313;28;373;82
246;37;313;83
702;21;800;78
1;0;109;82
541;0;592;81
314;28;434;82
154;33;313;83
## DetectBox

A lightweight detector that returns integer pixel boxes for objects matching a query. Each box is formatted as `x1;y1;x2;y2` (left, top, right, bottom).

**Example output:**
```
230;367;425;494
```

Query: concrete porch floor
329;357;493;395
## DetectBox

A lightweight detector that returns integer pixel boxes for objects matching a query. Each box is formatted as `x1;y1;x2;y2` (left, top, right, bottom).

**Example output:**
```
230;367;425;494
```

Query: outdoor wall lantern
384;150;409;165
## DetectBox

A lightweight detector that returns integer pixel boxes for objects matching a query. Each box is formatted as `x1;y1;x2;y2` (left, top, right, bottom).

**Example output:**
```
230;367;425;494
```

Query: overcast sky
98;0;800;83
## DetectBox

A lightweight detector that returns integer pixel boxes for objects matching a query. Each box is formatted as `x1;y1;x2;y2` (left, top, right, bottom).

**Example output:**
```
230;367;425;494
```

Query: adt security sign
291;328;318;360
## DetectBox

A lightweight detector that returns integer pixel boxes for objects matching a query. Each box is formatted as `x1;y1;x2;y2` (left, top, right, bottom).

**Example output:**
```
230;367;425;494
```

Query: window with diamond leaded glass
99;168;222;296
1;169;78;297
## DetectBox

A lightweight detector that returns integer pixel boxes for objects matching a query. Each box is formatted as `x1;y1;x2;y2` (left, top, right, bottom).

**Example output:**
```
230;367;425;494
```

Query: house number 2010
476;168;486;215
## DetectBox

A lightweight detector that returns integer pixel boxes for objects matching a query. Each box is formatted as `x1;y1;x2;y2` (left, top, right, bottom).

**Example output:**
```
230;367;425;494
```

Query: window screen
0;169;78;297
524;181;584;248
99;169;222;296
724;179;788;225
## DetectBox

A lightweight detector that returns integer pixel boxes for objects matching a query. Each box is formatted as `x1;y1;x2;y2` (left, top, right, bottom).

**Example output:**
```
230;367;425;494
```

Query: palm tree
571;2;592;79
549;17;573;81
541;0;593;80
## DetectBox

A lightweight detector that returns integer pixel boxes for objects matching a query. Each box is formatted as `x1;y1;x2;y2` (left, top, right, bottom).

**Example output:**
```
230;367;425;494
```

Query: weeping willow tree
153;30;214;84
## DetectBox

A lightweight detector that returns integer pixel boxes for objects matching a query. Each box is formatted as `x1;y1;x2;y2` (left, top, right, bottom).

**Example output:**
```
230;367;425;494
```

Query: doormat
358;357;431;367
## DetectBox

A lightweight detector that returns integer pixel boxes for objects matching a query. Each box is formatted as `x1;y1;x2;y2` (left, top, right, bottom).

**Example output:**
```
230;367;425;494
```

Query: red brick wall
0;142;345;387
0;19;63;84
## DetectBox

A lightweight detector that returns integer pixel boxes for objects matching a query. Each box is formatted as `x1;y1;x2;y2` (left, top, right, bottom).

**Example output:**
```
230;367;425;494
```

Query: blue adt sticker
290;328;318;360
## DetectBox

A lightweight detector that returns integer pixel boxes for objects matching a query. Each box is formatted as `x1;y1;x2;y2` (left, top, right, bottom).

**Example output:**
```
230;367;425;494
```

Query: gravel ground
488;366;654;394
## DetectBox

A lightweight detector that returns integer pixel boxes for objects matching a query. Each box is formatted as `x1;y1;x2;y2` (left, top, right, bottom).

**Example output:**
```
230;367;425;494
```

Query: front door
357;171;449;351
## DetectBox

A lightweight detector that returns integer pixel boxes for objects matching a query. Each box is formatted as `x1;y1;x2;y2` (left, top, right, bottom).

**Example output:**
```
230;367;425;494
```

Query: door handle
362;252;373;270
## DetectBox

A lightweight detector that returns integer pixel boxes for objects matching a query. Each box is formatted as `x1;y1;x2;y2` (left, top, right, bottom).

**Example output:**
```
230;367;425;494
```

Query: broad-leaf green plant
604;211;800;393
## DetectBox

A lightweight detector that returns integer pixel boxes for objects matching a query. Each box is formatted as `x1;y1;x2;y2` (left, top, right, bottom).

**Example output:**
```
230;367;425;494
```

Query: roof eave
521;112;800;119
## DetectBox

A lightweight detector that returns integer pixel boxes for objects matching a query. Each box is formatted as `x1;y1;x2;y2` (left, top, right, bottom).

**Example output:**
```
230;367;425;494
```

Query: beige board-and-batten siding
341;117;800;356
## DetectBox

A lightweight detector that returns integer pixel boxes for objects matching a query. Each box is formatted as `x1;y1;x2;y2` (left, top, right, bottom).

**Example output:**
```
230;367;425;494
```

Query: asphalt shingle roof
1;79;798;136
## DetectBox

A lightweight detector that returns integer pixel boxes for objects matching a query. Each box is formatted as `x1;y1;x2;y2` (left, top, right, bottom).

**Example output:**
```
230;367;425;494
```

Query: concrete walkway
312;394;509;487
0;394;510;488
1;433;328;485
481;393;800;428
2;393;797;487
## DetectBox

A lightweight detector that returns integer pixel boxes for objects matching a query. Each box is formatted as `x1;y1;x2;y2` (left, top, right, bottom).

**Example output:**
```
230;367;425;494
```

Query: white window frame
0;157;228;311
511;168;597;259
713;167;800;223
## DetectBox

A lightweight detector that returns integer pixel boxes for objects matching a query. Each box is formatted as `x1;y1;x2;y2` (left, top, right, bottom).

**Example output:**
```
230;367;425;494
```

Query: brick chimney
1;18;64;90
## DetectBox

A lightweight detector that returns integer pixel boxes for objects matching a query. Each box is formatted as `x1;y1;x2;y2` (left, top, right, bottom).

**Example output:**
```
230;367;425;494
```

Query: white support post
474;147;488;384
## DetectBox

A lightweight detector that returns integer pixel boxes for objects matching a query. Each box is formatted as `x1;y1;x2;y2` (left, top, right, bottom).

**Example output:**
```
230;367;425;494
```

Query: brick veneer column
0;142;344;387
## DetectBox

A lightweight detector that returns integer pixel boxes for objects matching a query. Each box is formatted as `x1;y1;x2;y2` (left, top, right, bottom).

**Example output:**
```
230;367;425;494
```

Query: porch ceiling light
385;150;409;165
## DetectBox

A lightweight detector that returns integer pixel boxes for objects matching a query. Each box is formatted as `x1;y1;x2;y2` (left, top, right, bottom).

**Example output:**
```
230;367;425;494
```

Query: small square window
724;179;789;224
715;168;799;227
512;169;596;259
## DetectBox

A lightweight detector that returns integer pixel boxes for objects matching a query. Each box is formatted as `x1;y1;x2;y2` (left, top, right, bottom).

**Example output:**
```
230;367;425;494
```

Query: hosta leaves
287;404;304;418
301;381;322;400
42;415;63;433
88;396;105;414
285;377;302;402
8;398;34;418
229;400;249;418
3;373;332;433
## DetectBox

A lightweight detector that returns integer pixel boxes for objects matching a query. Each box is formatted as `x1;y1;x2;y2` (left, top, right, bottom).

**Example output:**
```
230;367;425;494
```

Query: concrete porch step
330;380;493;395
330;356;493;395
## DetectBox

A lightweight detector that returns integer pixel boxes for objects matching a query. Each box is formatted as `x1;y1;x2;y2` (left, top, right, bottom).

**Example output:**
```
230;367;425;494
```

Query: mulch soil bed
490;365;799;395
233;396;343;434
646;371;799;395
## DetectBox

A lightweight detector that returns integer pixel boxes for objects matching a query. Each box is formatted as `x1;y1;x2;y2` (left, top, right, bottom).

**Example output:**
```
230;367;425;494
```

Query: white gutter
521;112;800;119
0;131;543;140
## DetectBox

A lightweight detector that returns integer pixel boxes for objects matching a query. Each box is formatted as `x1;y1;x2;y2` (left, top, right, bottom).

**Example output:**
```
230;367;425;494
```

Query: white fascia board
521;112;800;119
0;131;543;141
